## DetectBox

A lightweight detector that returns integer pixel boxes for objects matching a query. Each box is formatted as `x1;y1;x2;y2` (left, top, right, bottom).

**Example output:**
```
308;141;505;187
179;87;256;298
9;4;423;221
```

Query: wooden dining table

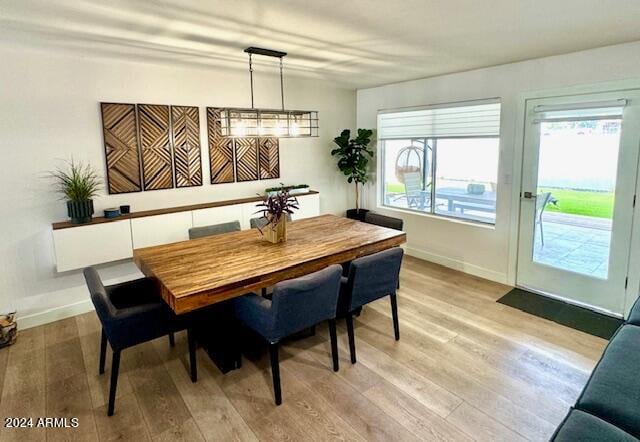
133;214;407;315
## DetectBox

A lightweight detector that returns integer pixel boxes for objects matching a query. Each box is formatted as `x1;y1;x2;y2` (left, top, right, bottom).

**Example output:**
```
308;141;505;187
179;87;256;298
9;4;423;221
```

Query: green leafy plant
255;185;299;232
50;160;100;202
331;128;374;211
265;184;309;193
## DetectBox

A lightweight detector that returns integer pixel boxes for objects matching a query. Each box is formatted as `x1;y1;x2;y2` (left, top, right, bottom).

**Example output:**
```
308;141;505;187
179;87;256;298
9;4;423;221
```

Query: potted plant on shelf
265;184;310;197
255;187;299;243
288;184;310;195
50;160;100;224
331;128;374;221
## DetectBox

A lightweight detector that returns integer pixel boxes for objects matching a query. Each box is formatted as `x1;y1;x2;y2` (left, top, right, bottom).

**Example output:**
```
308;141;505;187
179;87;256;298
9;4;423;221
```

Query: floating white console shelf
52;191;320;272
131;211;193;249
52;220;133;272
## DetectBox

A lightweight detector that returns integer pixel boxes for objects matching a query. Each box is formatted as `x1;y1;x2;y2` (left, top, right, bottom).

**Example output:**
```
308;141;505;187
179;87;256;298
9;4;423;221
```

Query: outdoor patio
384;193;612;279
383;193;497;224
533;212;611;279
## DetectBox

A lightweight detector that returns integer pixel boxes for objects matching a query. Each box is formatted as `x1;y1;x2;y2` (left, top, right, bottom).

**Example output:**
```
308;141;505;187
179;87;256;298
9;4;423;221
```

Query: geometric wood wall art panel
207;108;235;184
100;103;142;194
234;137;259;182
138;104;174;191
258;137;280;180
206;107;282;184
171;106;202;188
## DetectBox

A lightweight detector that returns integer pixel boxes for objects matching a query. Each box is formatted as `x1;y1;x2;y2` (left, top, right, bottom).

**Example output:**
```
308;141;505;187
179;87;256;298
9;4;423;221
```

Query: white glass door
517;90;640;316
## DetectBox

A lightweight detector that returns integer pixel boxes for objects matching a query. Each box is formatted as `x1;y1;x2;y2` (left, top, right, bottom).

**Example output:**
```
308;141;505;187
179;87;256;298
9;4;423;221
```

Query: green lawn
386;182;614;218
540;188;614;219
386;183;406;193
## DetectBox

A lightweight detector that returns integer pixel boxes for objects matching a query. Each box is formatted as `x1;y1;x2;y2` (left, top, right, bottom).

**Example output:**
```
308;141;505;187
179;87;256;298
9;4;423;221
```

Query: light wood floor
0;256;607;441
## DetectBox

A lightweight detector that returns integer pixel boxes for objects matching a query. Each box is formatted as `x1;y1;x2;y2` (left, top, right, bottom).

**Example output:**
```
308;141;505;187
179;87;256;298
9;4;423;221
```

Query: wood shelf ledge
52;190;319;230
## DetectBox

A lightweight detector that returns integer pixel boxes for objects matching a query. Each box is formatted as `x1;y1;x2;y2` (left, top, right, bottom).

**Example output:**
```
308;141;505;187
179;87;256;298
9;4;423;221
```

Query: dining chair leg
99;328;107;375
108;350;121;416
187;328;197;383
168;332;176;347
390;294;400;341
269;342;282;405
345;314;357;364
328;319;339;372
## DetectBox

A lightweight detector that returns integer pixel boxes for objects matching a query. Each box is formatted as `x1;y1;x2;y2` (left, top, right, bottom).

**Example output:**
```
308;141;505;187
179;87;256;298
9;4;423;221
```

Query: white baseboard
17;299;94;330
13;267;142;330
405;246;508;284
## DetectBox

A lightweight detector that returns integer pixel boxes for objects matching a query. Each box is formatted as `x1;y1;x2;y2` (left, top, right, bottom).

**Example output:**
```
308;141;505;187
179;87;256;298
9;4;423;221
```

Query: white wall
0;45;355;327
357;41;640;284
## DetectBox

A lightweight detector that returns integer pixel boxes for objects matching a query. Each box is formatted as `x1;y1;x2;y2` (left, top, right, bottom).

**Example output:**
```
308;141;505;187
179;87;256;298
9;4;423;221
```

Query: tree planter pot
67;199;94;224
346;208;369;222
263;216;287;243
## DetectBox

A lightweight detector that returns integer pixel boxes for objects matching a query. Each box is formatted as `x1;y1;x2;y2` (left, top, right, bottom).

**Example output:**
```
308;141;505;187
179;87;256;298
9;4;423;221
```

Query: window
378;99;501;224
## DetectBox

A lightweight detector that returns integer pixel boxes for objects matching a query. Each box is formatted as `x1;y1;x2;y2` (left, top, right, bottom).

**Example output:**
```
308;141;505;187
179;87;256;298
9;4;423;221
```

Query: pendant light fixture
218;47;319;138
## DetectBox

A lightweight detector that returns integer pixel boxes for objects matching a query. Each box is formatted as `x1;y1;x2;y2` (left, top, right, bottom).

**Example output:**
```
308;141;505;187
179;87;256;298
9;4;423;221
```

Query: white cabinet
53;220;133;272
131;212;192;249
293;193;320;220
192;204;247;230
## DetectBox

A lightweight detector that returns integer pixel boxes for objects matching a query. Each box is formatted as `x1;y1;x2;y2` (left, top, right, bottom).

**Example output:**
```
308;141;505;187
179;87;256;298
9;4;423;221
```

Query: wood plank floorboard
44;318;99;442
0;256;606;441
0;326;46;442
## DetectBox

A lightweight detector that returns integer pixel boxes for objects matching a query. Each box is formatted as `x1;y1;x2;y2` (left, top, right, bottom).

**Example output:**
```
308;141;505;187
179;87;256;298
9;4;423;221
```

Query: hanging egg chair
395;143;425;183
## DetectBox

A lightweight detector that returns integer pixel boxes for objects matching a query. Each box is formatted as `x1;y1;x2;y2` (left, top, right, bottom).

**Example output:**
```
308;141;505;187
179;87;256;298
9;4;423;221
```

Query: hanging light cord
246;48;286;111
249;52;254;109
280;58;285;111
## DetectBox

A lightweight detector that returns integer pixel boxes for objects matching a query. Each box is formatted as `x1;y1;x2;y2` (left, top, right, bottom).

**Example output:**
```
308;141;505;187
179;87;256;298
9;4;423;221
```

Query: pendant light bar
218;108;319;138
244;47;287;58
217;47;318;138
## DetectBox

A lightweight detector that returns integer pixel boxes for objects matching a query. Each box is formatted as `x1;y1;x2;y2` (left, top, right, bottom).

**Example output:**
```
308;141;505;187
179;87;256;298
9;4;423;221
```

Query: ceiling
2;0;640;88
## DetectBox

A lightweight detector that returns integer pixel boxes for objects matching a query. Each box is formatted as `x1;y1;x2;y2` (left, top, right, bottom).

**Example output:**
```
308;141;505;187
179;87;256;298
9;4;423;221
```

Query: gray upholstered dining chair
188;220;241;240
339;248;404;364
349;212;404;289
84;267;198;416
233;265;343;405
363;212;404;231
250;213;292;230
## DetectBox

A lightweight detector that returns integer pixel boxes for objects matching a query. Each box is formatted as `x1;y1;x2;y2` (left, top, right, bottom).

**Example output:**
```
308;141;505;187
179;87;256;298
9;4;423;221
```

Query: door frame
508;79;640;318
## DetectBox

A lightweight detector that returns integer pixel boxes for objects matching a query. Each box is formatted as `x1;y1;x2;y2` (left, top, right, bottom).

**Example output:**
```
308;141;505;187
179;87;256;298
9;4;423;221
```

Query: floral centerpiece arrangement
255;186;299;243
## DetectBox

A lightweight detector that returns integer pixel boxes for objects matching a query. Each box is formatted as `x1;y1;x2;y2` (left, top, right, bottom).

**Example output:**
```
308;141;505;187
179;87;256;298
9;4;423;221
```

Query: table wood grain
133;214;406;314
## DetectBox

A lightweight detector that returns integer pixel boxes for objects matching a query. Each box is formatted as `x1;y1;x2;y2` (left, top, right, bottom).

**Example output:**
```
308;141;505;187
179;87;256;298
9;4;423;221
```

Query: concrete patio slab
533;218;611;279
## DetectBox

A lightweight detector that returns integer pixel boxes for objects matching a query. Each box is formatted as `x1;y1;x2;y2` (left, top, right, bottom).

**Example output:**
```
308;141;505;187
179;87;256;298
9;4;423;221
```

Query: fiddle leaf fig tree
331;128;374;211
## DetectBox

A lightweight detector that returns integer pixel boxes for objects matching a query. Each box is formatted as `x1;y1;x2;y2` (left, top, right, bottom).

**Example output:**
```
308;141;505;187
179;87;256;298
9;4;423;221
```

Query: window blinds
533;99;626;123
378;99;501;139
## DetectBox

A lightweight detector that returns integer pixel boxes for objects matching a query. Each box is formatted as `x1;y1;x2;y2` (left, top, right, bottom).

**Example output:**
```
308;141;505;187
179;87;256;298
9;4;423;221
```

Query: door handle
522;191;537;199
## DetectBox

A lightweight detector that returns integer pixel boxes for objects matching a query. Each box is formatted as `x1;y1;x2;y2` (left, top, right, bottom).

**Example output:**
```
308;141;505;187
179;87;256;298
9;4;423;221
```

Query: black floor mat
497;288;623;340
